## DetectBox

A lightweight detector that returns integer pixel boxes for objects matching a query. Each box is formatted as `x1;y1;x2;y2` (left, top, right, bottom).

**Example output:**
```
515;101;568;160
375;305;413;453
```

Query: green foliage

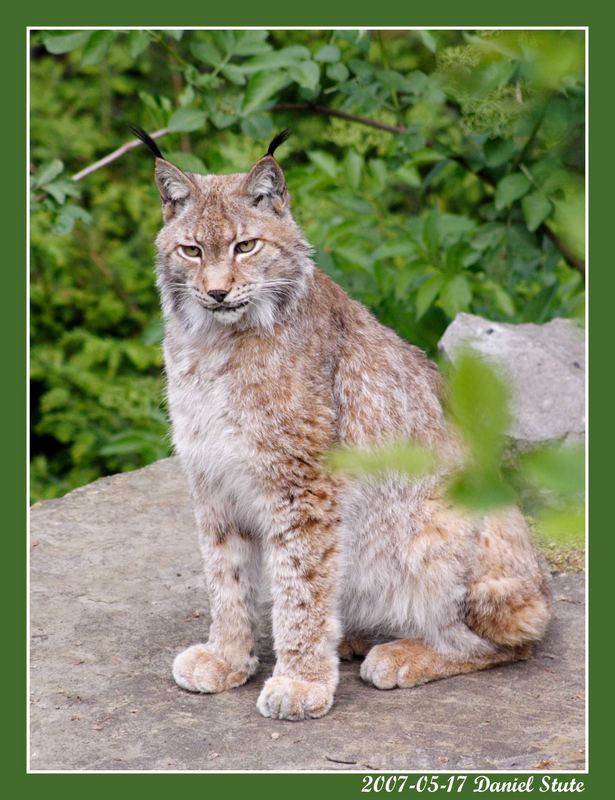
30;29;585;503
326;441;435;479
445;348;514;509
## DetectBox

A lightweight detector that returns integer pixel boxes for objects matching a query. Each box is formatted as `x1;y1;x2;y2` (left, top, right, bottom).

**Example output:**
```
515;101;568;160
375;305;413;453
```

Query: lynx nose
207;289;229;304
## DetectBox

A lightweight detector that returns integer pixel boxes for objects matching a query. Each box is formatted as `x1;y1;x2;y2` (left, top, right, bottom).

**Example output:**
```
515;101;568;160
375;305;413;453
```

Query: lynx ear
243;156;288;213
154;159;196;221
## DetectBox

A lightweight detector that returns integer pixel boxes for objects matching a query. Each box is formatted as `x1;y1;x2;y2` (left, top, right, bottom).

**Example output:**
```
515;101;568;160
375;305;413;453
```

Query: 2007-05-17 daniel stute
360;775;586;793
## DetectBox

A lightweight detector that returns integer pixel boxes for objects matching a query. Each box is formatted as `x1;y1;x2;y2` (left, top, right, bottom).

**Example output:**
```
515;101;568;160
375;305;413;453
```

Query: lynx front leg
257;482;341;721
173;515;260;694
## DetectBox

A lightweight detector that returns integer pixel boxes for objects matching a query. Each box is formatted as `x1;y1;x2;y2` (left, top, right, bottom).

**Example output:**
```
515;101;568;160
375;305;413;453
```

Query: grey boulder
438;313;585;449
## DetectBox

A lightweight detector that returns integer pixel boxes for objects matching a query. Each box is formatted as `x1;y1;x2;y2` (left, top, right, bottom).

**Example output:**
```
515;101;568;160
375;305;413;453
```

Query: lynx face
154;155;312;334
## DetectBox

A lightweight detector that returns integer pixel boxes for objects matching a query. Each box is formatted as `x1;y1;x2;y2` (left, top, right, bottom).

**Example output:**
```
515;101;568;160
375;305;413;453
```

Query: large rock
30;458;585;771
439;314;585;449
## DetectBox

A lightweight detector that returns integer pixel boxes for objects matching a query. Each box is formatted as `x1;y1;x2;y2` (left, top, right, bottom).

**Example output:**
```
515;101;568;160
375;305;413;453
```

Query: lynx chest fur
164;330;270;537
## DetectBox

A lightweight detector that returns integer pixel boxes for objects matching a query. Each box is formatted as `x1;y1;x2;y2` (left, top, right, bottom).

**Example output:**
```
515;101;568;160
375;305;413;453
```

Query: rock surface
439;313;585;448
30;458;585;772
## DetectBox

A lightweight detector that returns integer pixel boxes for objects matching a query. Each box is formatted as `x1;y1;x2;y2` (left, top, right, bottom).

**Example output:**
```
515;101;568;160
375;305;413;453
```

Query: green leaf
240;46;311;75
348;58;374;79
335;245;372;272
552;189;585;261
484;138;516;168
397;165;421;187
308;150;338;178
415;274;444;320
372;241;418;261
314;44;341;63
423;211;441;253
534;506;585;544
45;183;67;204
369;159;388;190
240;115;273;140
234;30;272;56
438;275;472;318
81;31;116;66
221;64;247;86
522;191;553;232
378;70;413;93
438;213;476;245
326;62;349;83
128;31;150;59
417;30;438;53
520;444;585;497
327;441;435;478
241;72;289;115
490;284;516;317
403;71;429;95
472;223;506;251
191;40;222;67
40;387;70;412
165;152;207;173
344;150;363;190
53;205;92;235
447;348;510;468
494;173;531;210
138;90;159;111
289;61;320;92
34;159;64;187
212;30;235;54
168;108;206;132
43;31;92;55
449;470;514;510
178;84;195;107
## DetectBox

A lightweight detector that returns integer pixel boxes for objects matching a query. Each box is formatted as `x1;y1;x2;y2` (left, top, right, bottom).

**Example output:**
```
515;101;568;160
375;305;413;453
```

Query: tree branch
70;127;169;182
272;103;406;134
65;111;585;277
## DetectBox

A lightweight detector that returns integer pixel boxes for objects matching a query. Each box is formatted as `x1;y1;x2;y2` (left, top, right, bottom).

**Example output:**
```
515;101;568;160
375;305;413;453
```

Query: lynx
135;127;551;721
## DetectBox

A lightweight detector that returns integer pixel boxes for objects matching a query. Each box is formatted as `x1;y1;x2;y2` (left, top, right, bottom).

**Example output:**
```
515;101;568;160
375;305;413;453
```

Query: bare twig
325;755;358;765
70;127;169;182
272;102;406;134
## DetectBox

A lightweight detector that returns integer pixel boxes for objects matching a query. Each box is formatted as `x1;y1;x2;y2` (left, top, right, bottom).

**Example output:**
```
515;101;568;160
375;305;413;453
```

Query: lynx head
136;128;313;335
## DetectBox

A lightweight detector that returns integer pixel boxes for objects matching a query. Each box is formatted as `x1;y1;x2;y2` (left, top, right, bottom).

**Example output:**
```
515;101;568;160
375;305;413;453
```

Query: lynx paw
257;675;334;721
173;644;255;693
360;642;419;690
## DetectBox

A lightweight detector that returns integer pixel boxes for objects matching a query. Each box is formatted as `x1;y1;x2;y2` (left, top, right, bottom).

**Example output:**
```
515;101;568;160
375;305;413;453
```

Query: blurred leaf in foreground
326;440;435;479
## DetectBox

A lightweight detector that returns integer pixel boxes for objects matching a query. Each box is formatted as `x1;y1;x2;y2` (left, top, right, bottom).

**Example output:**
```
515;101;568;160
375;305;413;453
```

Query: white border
26;25;589;776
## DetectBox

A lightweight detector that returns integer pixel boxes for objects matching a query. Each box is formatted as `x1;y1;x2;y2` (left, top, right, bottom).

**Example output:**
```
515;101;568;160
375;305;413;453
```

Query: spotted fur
148;146;552;721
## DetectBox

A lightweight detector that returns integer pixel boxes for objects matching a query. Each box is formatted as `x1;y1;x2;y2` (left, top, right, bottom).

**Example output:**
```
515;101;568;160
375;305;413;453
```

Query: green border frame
15;2;603;797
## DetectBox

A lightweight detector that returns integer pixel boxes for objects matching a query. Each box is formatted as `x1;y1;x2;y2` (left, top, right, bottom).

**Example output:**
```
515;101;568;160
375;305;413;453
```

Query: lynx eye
179;245;202;259
235;239;257;254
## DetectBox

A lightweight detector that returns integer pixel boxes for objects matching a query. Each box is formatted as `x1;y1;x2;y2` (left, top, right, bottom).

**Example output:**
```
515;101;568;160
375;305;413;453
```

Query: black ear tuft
266;129;291;159
129;124;164;159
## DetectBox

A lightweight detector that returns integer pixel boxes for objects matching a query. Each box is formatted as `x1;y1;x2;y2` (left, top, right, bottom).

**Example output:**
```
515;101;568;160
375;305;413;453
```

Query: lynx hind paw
257;675;334;721
172;644;256;693
361;643;407;690
360;641;431;690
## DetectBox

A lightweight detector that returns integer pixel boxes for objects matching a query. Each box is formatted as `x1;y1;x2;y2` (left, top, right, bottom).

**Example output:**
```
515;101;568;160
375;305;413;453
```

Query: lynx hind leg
361;638;530;690
466;507;552;648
